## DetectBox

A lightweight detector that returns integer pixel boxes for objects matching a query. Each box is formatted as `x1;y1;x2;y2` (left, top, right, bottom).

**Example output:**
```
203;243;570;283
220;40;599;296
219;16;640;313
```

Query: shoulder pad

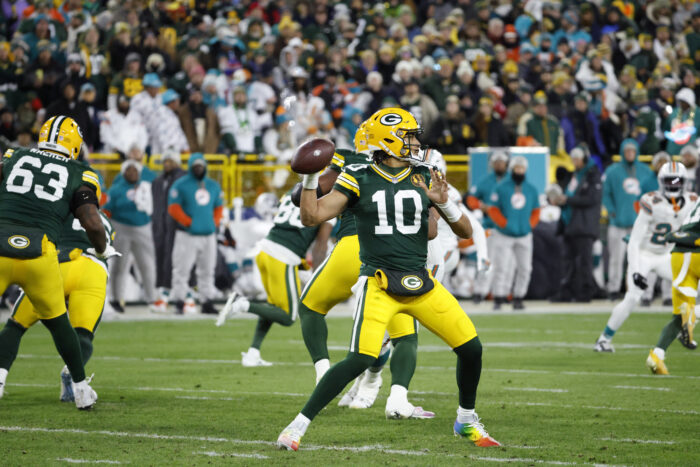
647;192;663;204
3;148;15;159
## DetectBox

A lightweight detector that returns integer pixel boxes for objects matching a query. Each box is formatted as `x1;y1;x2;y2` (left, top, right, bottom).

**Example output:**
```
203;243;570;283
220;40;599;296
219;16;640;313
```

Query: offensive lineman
0;211;114;401
595;162;696;352
277;108;500;450
0;116;110;409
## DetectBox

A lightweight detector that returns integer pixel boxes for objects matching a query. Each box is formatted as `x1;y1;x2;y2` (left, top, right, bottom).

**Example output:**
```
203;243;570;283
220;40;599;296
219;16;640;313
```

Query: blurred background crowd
1;0;700;311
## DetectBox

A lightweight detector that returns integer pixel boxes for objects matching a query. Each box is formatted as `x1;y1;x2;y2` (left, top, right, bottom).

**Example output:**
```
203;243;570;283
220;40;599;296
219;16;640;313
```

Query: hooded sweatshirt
167;153;223;235
602;138;654;228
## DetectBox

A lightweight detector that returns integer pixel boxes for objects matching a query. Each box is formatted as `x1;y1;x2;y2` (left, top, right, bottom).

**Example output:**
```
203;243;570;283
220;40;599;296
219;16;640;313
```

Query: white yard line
175;396;239;401
55;459;124;464
504;401;699;416
503;387;568;393
598;437;675;445
193;451;269;459
612;385;671;392
470;456;577;465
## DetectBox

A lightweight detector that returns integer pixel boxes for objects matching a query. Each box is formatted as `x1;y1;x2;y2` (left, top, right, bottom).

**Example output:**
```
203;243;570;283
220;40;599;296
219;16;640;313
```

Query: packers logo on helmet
365;108;424;165
38;116;84;159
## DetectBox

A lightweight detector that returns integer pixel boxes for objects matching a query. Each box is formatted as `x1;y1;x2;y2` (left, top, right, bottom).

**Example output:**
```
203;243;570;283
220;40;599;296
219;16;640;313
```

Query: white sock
0;367;8;383
606;294;635;333
457;406;476;424
291;413;311;435
314;359;330;381
388;384;407;401
246;347;260;359
653;347;665;360
366;368;382;383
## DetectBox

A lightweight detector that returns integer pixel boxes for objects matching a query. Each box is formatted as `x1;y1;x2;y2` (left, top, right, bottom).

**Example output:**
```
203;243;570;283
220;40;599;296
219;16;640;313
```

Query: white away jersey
632;191;698;257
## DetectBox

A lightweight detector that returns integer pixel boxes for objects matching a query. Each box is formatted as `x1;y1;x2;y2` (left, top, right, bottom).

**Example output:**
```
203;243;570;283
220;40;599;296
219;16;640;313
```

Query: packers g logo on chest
401;275;423;290
8;235;30;249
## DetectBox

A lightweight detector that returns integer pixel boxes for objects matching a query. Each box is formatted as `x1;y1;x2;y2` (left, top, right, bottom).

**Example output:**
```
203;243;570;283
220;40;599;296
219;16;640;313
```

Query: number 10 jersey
0;148;101;245
334;163;433;276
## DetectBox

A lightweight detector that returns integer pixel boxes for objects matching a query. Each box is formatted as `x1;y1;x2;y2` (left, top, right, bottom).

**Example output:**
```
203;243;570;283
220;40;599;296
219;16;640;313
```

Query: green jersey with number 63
329;149;371;240
0;147;101;245
58;211;115;268
334;163;432;276
266;191;321;258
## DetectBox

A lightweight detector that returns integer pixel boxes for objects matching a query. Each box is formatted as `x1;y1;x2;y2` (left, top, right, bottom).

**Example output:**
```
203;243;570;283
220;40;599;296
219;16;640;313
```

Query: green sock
656;314;682;351
454;337;482;410
0;319;27;370
251;318;273;350
248;301;294;326
299;303;329;362
75;328;94;365
41;313;85;382
390;334;417;388
301;352;375;420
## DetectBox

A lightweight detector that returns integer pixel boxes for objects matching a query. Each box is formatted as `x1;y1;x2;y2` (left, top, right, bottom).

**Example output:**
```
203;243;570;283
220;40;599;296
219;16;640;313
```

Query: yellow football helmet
365;107;424;164
354;119;369;153
38;116;84;159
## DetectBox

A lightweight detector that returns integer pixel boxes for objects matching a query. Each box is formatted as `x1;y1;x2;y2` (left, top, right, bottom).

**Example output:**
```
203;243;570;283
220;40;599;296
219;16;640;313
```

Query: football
290;138;335;174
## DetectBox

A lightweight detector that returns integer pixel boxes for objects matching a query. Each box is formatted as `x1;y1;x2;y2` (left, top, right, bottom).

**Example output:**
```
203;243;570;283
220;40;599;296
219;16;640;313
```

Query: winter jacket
562;159;602;238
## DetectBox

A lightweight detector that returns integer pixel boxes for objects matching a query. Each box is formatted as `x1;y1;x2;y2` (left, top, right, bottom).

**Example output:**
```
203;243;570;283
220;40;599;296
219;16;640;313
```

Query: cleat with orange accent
277;426;302;451
453;415;501;447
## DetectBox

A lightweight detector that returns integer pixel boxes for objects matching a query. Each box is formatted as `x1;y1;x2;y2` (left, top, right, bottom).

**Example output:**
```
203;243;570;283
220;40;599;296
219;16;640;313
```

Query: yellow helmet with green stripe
38;115;84;160
365;107;424;164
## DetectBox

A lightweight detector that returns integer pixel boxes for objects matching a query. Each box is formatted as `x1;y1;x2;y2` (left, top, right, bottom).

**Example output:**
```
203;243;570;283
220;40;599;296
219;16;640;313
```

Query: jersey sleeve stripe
338;173;359;186
3;148;14;159
82;171;100;184
640;201;652;214
337;179;360;196
332;156;344;167
337;174;359;190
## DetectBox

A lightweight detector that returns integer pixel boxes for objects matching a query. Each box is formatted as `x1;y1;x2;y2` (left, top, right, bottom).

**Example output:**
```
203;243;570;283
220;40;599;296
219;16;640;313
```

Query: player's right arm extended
73;186;107;253
300;172;349;226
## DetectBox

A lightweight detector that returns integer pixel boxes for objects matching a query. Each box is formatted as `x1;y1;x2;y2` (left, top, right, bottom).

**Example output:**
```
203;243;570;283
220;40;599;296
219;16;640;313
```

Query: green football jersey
0;147;101;246
671;198;700;253
334;163;432;276
58;211;115;267
266;191;320;258
329;149;371;240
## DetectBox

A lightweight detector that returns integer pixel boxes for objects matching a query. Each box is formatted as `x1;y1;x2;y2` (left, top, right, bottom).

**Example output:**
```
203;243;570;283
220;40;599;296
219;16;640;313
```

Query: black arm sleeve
70;187;99;215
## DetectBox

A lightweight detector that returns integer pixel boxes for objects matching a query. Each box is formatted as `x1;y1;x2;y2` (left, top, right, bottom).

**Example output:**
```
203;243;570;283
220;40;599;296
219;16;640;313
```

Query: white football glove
86;245;122;260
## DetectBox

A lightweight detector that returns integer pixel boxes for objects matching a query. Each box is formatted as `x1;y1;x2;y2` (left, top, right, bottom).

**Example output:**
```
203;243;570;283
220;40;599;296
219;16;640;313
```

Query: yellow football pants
671;251;700;315
301;235;417;340
0;237;65;320
12;255;108;332
351;276;477;358
256;250;301;318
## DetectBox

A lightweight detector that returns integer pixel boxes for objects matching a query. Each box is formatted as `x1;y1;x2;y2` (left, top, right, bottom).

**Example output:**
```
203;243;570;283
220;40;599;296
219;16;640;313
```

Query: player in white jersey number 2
595;162;697;352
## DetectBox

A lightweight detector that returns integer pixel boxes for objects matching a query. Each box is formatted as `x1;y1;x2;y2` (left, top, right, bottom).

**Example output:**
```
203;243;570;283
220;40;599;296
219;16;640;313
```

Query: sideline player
277;108;500;450
0;211;114;401
216;190;333;367
294;123;436;418
0;116;111;409
647;192;700;374
595;162;696;352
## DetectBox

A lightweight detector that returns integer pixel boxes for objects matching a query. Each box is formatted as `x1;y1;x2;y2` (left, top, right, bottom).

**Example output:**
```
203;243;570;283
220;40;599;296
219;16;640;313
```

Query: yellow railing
89;153;472;205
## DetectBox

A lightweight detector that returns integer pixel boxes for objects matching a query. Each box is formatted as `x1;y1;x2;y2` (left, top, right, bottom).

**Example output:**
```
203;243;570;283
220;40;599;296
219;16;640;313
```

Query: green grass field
0;308;698;466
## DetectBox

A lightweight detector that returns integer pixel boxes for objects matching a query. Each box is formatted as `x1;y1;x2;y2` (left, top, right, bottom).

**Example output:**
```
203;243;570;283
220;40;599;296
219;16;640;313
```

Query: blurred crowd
0;0;698;166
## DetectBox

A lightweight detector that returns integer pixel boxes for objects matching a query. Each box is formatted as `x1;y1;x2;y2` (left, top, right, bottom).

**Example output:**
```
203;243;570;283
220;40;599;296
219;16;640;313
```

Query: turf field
0;304;697;466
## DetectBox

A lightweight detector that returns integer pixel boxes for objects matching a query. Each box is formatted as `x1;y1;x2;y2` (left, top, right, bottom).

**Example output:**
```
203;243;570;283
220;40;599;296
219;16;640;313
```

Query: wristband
436;200;462;223
302;172;320;190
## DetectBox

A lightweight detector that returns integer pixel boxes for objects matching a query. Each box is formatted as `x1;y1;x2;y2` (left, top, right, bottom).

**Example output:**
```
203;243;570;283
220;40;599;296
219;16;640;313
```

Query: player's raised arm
300;179;349;226
419;168;473;239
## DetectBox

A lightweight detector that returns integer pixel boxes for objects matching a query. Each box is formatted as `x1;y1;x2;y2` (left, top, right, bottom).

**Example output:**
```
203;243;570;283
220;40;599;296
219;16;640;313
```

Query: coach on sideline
167;153;224;315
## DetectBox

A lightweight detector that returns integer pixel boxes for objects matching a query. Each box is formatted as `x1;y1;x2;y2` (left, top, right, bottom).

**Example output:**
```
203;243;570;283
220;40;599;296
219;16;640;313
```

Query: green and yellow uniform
668;199;700;316
301;150;418;342
12;212;114;333
0;147;101;320
333;162;478;358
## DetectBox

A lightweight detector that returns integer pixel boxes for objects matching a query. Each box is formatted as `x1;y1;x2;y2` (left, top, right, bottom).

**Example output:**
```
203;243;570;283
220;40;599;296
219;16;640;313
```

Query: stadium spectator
551;147;603;302
218;86;261;155
100;94;148;155
129;72;162;150
435;95;473;154
168;154;224;315
602;139;654;299
152;149;186;300
680;145;700;192
177;85;219;154
103;160;160;313
108;52;142;110
400;79;439;142
666;87;700;156
44;80;92;146
523;92;565;159
488;156;540;310
561;92;606;163
628;88;662;156
151;89;189;155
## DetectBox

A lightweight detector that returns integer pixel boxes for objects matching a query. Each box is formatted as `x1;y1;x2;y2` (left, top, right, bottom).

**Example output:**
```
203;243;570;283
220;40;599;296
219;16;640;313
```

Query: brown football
290;138;335;174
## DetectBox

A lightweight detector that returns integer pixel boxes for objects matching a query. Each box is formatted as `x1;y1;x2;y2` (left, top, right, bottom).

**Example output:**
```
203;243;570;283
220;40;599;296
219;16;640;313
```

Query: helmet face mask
657;161;687;199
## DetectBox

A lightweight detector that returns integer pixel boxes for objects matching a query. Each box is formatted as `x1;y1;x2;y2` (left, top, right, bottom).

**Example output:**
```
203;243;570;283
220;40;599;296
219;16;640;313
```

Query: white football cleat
0;367;7;399
241;349;273;367
593;337;615;353
60;365;74;402
73;376;97;410
338;373;363;407
149;299;168;314
216;291;249;327
183;298;197;315
349;371;382;409
385;396;436;419
277;424;303;451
